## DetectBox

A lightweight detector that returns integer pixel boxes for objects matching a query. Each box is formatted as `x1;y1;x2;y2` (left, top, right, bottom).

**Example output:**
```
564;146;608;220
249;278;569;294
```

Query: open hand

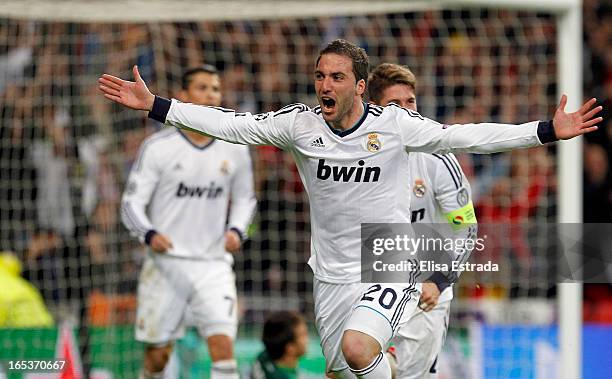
553;95;603;140
98;65;156;111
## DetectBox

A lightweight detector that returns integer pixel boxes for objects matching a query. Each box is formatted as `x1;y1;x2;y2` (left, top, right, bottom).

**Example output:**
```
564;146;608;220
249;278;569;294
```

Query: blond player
369;63;477;378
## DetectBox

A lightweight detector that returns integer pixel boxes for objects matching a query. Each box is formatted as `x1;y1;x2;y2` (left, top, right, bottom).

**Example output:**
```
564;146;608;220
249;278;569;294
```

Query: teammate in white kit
121;65;256;379
100;39;602;379
369;63;476;378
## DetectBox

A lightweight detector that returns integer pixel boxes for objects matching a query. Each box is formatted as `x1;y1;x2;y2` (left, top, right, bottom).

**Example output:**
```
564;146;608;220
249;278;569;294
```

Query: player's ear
356;79;366;96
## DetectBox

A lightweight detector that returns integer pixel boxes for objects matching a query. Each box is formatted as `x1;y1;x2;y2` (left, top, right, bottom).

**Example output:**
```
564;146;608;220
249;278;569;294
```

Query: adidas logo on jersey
310;137;325;148
176;181;224;199
316;159;380;182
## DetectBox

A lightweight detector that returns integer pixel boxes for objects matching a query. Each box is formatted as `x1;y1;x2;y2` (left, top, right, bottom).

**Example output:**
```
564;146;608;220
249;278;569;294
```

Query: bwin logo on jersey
176;181;223;199
316;159;380;182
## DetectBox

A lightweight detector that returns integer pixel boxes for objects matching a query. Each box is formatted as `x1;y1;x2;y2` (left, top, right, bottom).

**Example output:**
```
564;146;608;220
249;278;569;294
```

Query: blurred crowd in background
0;1;610;329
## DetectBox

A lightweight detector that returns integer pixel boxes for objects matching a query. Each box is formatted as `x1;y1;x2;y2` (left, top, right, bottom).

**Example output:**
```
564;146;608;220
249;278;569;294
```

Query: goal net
0;1;581;378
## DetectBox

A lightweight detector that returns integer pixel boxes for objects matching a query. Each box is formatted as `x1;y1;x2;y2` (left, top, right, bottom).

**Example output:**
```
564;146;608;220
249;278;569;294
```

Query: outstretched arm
98;66;298;148
397;97;602;154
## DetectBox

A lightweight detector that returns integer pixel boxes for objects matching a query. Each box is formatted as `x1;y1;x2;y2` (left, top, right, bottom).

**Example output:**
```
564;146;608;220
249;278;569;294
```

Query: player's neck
274;354;298;369
332;100;365;131
181;129;212;146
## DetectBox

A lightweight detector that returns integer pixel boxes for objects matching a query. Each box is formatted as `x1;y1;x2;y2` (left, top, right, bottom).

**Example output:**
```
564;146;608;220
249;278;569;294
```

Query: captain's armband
445;202;477;231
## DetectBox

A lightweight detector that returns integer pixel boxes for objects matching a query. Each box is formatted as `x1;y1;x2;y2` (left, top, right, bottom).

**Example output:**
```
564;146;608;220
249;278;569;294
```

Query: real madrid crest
413;179;426;197
366;133;382;152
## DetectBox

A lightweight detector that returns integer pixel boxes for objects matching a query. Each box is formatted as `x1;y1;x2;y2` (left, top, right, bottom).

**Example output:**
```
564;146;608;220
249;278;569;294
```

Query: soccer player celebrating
369;63;476;378
100;39;601;379
121;65;256;379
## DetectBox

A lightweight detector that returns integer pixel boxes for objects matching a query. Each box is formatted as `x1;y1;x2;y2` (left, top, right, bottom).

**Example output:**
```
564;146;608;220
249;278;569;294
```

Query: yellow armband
445;201;477;230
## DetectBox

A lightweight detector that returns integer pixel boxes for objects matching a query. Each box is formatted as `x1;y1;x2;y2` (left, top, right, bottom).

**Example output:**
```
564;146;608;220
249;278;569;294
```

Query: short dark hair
262;311;305;360
181;64;218;89
368;63;417;104
316;39;369;85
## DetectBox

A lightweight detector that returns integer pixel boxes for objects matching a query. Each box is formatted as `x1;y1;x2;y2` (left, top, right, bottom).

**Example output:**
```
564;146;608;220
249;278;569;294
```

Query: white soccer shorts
135;253;238;344
314;279;421;373
392;299;451;379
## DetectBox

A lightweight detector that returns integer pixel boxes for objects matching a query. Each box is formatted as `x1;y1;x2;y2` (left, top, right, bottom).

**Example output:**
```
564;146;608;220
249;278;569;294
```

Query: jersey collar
177;130;216;150
325;102;369;138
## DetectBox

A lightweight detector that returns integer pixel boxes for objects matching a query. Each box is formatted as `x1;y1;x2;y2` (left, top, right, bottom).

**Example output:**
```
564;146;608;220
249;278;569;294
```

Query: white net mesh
0;4;567;378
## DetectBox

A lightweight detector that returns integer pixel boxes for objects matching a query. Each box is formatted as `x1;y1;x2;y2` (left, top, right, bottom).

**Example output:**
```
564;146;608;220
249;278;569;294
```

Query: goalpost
0;1;583;378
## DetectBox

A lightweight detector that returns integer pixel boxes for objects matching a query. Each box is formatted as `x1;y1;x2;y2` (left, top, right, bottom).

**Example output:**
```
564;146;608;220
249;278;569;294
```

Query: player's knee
144;344;173;373
207;334;234;361
341;330;381;370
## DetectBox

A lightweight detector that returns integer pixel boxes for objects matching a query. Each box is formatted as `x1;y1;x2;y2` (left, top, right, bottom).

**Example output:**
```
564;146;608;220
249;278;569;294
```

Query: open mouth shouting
320;96;337;115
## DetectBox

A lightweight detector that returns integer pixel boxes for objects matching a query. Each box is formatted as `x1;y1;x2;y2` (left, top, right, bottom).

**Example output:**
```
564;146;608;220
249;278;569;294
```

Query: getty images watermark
370;232;493;273
360;223;612;284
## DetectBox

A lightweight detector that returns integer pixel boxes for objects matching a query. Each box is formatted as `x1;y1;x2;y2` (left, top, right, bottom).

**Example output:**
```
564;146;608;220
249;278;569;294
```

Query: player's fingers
98;76;123;91
103;93;123;103
579;98;597;114
558;94;568;111
133;65;142;82
578;126;599;135
420;301;433;311
582;117;603;128
101;73;126;86
99;85;121;97
582;106;603;122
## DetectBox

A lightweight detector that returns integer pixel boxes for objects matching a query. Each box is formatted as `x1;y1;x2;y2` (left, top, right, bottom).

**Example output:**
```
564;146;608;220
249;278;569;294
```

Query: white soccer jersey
121;128;256;260
152;98;546;282
407;152;476;303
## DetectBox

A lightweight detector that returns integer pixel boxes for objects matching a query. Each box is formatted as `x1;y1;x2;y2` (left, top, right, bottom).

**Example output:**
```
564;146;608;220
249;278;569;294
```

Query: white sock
349;352;391;378
211;359;239;379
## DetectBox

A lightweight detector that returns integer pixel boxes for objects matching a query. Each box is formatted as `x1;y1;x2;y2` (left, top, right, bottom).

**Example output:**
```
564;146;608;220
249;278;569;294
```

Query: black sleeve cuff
537;120;558;144
427;272;451;293
229;227;246;243
148;96;172;123
144;230;158;246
